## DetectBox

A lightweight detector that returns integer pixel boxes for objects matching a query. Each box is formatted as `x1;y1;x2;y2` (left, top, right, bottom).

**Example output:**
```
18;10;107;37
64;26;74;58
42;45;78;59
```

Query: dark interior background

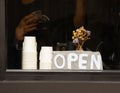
6;0;120;69
6;0;76;69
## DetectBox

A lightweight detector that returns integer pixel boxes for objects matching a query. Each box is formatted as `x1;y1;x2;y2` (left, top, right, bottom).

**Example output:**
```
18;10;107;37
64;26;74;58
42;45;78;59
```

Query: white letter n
91;55;102;70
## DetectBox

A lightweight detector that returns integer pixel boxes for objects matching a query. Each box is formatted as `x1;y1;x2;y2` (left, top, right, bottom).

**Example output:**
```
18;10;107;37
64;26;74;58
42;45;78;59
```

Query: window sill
6;70;120;81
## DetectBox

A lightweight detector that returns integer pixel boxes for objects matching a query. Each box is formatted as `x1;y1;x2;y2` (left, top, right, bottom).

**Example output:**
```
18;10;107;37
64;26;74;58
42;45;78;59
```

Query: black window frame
1;0;120;81
0;0;6;80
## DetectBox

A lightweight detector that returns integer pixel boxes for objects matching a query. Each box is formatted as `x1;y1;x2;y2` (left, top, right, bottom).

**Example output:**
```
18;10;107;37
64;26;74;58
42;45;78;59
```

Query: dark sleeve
101;24;120;69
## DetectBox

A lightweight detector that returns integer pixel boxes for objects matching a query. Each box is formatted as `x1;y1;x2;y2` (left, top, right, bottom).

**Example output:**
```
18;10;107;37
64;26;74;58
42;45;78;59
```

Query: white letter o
54;54;65;69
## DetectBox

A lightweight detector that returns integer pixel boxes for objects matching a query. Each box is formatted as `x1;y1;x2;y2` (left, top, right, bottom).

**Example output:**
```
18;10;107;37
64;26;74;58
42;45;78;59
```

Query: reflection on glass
6;0;120;70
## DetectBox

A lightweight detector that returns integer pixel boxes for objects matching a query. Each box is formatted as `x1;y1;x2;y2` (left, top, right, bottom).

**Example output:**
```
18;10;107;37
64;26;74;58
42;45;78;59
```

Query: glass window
6;0;120;70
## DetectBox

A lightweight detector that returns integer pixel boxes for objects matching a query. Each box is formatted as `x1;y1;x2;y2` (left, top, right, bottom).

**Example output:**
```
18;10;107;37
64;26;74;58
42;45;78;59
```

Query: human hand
15;13;38;41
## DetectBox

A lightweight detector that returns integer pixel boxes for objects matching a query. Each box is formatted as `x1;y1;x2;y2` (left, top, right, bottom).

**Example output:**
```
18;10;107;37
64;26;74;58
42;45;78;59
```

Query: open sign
52;51;103;70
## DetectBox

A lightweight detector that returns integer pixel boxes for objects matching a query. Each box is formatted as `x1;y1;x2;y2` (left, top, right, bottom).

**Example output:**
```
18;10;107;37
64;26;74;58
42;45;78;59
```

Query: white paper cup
39;46;53;69
22;36;37;70
22;52;37;70
23;36;37;52
22;64;37;70
39;46;53;61
22;52;37;62
23;43;37;52
40;62;51;69
24;36;36;44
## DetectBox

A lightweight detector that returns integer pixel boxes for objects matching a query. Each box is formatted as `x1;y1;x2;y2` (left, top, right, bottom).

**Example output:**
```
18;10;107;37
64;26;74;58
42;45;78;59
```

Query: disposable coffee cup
22;52;37;62
40;62;51;69
23;36;37;52
22;52;37;70
40;47;53;62
22;36;37;70
23;37;36;46
23;42;37;51
39;46;53;69
22;64;37;70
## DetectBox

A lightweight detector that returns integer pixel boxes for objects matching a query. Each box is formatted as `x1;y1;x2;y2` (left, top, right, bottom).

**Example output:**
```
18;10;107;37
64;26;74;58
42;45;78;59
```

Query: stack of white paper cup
22;36;37;70
39;47;53;69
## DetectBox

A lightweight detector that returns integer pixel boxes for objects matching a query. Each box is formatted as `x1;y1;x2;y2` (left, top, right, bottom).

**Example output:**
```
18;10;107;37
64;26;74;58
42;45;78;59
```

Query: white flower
86;30;91;36
73;38;79;44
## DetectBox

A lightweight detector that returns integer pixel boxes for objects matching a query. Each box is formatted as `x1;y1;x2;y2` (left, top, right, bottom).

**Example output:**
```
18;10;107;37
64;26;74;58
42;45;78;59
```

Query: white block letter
90;55;102;70
54;54;65;69
67;53;78;69
79;54;88;69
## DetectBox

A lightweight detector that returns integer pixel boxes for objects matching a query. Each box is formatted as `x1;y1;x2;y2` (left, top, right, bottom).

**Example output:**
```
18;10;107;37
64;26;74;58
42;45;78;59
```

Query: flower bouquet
72;26;91;51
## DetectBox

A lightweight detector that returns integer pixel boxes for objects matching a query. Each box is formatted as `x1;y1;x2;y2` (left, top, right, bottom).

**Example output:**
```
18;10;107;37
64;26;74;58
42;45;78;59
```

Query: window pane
6;0;120;70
